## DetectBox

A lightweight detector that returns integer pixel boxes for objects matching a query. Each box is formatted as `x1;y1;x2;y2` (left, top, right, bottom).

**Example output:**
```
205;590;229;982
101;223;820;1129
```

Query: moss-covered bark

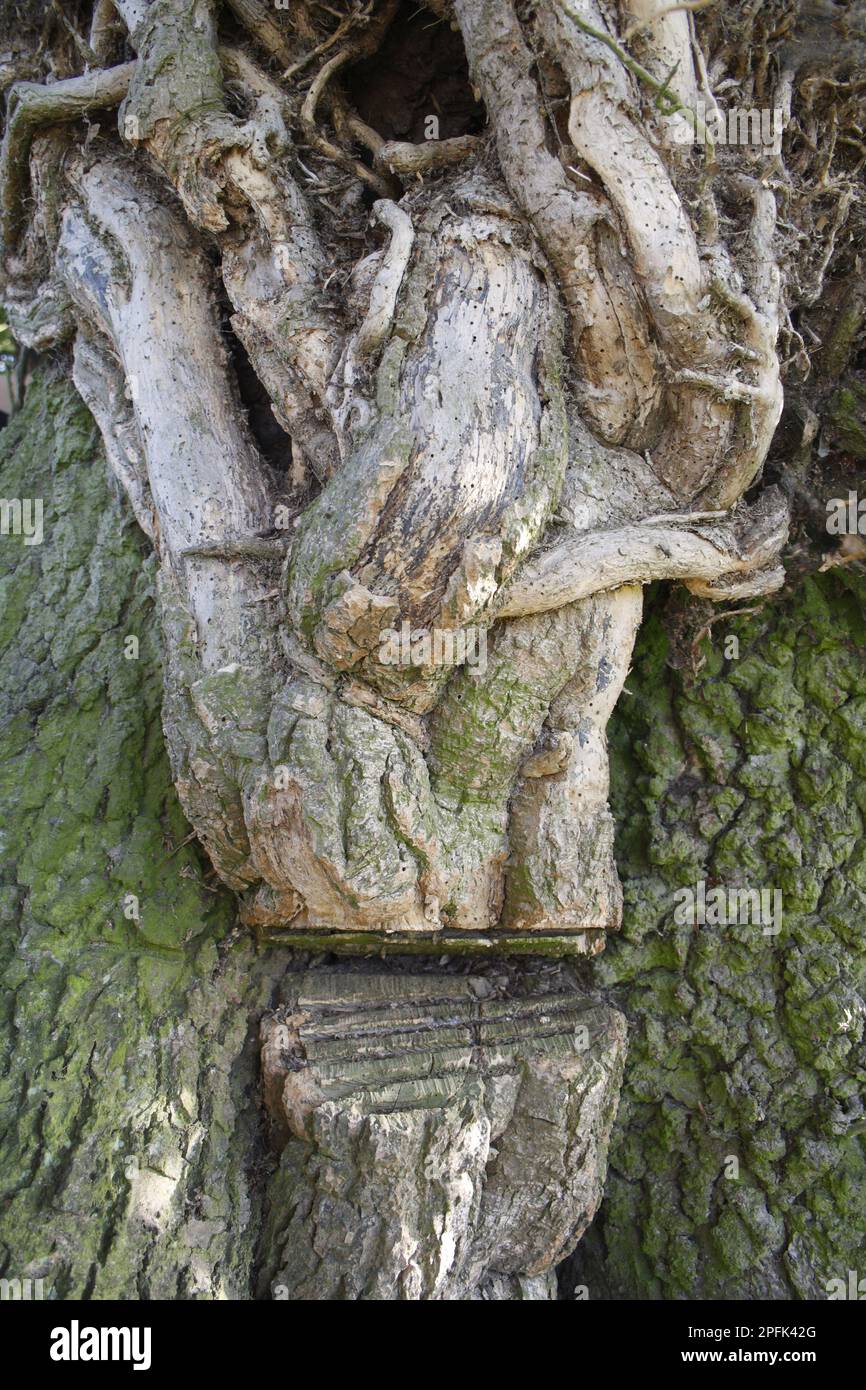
0;374;290;1298
2;374;863;1301
571;576;866;1299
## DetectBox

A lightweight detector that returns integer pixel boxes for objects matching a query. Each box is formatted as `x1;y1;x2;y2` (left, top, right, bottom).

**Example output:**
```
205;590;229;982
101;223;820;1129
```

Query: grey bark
257;964;626;1299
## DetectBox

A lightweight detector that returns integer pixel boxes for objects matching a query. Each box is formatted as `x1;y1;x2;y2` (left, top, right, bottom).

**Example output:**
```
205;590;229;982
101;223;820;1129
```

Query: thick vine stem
0;0;796;954
454;0;657;446
374;135;481;177
496;488;790;618
0;62;135;251
223;0;294;68
352;200;415;360
622;0;699;109
71;329;156;542
89;0;127;63
58;153;275;667
538;0;783;499
116;0;346;477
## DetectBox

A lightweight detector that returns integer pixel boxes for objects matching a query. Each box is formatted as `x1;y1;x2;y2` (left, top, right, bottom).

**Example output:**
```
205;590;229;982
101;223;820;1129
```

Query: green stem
556;0;715;160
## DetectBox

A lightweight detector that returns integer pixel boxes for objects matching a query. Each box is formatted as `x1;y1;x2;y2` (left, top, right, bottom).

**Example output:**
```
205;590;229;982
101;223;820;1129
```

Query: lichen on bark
0;374;292;1298
568;575;866;1299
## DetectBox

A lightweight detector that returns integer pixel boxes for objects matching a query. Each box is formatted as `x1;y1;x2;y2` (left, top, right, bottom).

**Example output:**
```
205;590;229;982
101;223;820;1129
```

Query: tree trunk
0;376;293;1298
0;0;863;1300
569;565;866;1301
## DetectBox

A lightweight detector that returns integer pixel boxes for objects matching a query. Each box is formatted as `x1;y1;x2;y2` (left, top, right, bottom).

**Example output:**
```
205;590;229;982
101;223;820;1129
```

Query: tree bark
567;566;866;1301
0;0;802;952
1;0;864;1300
0;378;293;1298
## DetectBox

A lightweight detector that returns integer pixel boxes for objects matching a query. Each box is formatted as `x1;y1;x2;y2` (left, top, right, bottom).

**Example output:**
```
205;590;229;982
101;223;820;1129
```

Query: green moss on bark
4;374;864;1301
571;575;866;1299
829;378;866;459
0;374;290;1298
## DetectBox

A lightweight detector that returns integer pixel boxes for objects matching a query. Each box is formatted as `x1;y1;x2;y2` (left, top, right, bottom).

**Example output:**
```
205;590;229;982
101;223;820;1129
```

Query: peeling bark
257;964;626;1299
